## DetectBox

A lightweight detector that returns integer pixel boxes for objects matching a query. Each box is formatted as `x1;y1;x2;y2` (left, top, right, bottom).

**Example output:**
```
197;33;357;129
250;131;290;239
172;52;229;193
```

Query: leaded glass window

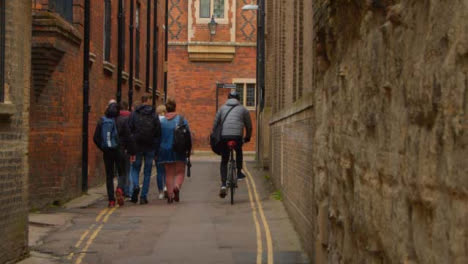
246;83;256;107
234;82;256;109
213;0;224;18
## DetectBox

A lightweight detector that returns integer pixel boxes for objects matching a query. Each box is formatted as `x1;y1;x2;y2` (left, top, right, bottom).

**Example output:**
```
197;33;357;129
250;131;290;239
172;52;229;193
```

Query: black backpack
173;115;191;155
133;111;156;145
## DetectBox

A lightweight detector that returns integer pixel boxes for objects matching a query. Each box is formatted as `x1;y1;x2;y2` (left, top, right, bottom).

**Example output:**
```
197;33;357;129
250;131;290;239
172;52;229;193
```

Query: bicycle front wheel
229;160;236;205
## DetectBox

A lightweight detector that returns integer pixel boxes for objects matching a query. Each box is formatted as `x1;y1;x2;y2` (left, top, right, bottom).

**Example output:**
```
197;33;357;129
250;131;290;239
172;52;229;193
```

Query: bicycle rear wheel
229;160;236;205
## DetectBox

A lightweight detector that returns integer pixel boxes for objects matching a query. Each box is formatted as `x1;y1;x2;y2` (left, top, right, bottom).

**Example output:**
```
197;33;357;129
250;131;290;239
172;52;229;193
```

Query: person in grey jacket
212;91;253;198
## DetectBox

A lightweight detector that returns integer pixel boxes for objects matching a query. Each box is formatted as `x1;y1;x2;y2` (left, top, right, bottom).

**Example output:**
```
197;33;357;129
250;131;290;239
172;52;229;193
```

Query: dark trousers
220;136;243;186
103;149;126;201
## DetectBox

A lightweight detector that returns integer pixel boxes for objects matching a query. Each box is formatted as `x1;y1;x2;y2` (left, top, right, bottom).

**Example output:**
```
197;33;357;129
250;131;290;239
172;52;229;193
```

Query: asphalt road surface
32;160;309;264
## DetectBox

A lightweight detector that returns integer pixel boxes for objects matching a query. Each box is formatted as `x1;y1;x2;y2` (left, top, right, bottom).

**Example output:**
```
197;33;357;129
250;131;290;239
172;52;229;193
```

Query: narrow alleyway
24;159;309;264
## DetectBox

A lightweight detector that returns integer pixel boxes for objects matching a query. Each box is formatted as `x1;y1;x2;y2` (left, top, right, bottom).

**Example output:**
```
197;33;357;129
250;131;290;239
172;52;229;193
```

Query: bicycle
226;140;238;205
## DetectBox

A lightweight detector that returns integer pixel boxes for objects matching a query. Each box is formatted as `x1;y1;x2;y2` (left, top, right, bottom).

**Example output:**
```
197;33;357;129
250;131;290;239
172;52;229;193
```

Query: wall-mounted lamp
208;15;217;36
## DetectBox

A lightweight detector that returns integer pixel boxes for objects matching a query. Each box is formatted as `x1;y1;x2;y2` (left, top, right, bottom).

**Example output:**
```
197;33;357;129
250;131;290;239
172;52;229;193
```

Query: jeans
130;151;155;199
220;137;243;186
103;149;126;201
119;148;130;196
156;162;166;191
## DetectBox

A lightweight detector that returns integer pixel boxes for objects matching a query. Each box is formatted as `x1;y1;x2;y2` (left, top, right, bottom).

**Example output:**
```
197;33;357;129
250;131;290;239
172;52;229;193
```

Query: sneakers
237;171;246;181
140;197;148;205
167;197;174;204
116;188;124;206
158;192;165;200
131;187;140;203
174;187;180;202
108;200;115;208
219;186;227;198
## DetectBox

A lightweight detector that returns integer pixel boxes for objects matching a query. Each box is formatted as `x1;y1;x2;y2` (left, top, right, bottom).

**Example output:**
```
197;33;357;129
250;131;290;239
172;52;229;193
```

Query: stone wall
0;0;31;262
265;0;468;263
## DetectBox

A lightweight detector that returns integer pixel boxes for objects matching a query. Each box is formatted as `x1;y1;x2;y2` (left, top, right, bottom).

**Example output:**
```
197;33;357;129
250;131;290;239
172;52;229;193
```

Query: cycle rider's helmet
228;90;240;101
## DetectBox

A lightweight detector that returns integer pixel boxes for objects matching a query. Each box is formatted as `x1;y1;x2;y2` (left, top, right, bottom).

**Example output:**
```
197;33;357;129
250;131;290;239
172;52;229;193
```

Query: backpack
100;116;119;150
173;115;191;155
133;110;156;145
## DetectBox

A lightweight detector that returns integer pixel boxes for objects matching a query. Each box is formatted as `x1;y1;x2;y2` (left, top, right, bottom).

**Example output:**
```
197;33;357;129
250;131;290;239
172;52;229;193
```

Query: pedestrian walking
158;98;192;203
128;95;161;204
156;105;168;199
116;101;132;199
93;102;127;207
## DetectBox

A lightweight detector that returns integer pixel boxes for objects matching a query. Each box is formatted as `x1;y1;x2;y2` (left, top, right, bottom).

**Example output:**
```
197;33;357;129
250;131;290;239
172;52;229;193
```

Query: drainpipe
129;0;134;110
117;0;123;104
146;0;151;101
152;0;158;106
163;0;168;103
82;0;90;193
256;0;265;162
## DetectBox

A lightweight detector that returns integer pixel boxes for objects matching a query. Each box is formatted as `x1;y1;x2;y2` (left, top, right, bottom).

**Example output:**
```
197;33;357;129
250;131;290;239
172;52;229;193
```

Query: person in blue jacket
158;98;191;203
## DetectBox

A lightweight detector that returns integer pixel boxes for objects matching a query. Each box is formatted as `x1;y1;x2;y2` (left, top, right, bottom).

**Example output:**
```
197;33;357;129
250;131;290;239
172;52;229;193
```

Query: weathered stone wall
0;0;31;262
265;0;468;263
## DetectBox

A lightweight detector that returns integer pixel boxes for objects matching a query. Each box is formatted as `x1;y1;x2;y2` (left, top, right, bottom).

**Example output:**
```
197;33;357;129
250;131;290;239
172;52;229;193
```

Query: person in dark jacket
93;102;127;207
116;101;132;198
212;91;252;198
128;95;162;204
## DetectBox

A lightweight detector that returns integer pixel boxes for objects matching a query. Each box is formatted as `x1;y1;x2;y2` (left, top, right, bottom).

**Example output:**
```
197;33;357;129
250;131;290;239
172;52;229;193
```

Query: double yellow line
67;207;117;264
244;161;274;264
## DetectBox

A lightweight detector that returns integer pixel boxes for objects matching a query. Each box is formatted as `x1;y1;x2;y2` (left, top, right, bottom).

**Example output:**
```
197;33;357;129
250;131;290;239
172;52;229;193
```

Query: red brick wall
29;0;166;208
167;45;257;151
167;0;258;151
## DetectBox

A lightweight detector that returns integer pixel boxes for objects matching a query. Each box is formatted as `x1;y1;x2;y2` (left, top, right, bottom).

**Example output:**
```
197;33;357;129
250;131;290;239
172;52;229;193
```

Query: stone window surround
194;0;229;24
232;78;256;111
188;0;236;42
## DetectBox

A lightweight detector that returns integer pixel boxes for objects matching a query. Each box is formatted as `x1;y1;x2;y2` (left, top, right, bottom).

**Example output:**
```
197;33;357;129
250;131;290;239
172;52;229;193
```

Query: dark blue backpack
100;116;119;150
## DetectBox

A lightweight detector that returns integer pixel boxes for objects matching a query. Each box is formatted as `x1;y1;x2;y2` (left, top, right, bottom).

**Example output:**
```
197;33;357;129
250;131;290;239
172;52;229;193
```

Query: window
0;0;4;103
199;0;225;19
135;3;140;78
233;80;256;109
49;0;73;23
104;0;111;61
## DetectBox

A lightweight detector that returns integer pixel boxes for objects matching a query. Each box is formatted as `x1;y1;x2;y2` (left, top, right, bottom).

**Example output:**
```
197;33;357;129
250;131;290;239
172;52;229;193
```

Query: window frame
103;0;112;62
196;0;228;24
232;78;256;110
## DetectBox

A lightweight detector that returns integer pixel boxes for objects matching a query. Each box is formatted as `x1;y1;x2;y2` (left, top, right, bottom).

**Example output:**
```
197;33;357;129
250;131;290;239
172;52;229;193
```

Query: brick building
0;0;31;262
29;0;167;209
167;0;257;151
261;0;468;263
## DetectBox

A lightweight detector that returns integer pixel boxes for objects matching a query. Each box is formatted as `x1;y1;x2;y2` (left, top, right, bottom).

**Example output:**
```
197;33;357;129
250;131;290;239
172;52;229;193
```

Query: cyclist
212;91;252;198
